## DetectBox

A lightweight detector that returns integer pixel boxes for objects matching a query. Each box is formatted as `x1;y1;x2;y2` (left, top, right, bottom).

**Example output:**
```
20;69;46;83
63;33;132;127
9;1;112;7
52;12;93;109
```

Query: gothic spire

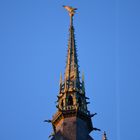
48;7;95;140
63;6;80;88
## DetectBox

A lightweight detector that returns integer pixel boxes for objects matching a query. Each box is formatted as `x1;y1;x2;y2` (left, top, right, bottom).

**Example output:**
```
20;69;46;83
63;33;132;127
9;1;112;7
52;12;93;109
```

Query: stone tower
45;6;101;140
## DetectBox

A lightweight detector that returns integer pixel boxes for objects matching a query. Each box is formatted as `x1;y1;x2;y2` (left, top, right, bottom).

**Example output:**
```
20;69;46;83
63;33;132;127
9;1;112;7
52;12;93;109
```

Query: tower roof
65;20;79;81
64;6;80;89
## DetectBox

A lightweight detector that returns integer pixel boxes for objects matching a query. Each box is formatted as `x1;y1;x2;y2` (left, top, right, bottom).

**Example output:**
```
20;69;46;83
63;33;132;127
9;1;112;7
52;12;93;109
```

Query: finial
102;131;107;140
59;72;62;85
64;77;67;91
82;72;85;82
63;5;77;17
63;5;77;26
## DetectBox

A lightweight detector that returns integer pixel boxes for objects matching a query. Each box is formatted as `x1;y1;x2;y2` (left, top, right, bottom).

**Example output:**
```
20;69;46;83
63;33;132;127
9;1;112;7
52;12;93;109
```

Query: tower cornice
52;108;93;133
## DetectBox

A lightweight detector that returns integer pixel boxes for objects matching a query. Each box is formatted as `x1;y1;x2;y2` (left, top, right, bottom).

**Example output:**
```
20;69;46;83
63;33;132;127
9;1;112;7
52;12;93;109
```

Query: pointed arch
61;99;64;108
68;95;73;105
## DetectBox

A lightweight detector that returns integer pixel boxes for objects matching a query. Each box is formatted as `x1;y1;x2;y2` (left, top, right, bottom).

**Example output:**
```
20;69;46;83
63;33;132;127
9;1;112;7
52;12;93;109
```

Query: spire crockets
63;6;80;90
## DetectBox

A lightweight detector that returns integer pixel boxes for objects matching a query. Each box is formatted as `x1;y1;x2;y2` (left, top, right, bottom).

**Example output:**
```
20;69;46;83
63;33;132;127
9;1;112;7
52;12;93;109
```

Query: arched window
68;95;73;105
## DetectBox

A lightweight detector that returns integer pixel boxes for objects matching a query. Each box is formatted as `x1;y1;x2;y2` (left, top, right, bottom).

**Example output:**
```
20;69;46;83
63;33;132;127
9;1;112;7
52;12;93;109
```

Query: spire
102;131;108;140
48;7;95;140
63;6;80;88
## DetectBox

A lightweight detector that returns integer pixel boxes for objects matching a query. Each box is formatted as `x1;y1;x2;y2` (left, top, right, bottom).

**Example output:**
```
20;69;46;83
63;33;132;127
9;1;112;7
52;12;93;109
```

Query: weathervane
63;5;77;25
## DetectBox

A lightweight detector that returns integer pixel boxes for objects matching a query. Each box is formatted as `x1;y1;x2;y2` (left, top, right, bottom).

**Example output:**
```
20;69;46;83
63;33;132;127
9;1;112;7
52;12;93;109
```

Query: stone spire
63;6;80;90
46;6;98;140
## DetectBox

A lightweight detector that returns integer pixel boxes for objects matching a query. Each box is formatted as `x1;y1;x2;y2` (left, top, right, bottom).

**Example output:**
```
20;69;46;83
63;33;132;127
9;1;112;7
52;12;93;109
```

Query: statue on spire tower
63;5;77;25
63;5;77;17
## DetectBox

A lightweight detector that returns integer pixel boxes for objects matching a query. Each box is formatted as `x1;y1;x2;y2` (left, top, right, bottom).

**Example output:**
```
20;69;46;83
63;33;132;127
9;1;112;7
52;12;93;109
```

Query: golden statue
63;5;77;17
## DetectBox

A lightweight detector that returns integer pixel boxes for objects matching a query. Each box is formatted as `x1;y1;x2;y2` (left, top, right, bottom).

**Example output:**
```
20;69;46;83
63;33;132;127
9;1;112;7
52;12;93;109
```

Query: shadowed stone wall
51;116;93;140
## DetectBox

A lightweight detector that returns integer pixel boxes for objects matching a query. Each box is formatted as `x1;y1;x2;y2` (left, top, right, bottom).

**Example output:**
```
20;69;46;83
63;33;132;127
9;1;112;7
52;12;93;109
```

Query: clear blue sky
0;0;140;140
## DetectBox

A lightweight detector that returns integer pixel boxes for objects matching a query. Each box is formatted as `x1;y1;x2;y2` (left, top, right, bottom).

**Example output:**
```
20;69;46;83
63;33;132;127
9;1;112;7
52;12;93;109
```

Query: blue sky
0;0;140;140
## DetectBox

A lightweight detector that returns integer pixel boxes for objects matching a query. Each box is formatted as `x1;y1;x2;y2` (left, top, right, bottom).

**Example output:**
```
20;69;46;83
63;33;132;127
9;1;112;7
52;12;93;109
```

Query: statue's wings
63;5;77;16
63;5;77;11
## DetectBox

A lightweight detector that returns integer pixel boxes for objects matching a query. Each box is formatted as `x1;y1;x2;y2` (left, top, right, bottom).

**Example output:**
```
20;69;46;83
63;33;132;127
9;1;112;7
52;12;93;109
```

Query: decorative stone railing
61;105;90;115
53;105;90;121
